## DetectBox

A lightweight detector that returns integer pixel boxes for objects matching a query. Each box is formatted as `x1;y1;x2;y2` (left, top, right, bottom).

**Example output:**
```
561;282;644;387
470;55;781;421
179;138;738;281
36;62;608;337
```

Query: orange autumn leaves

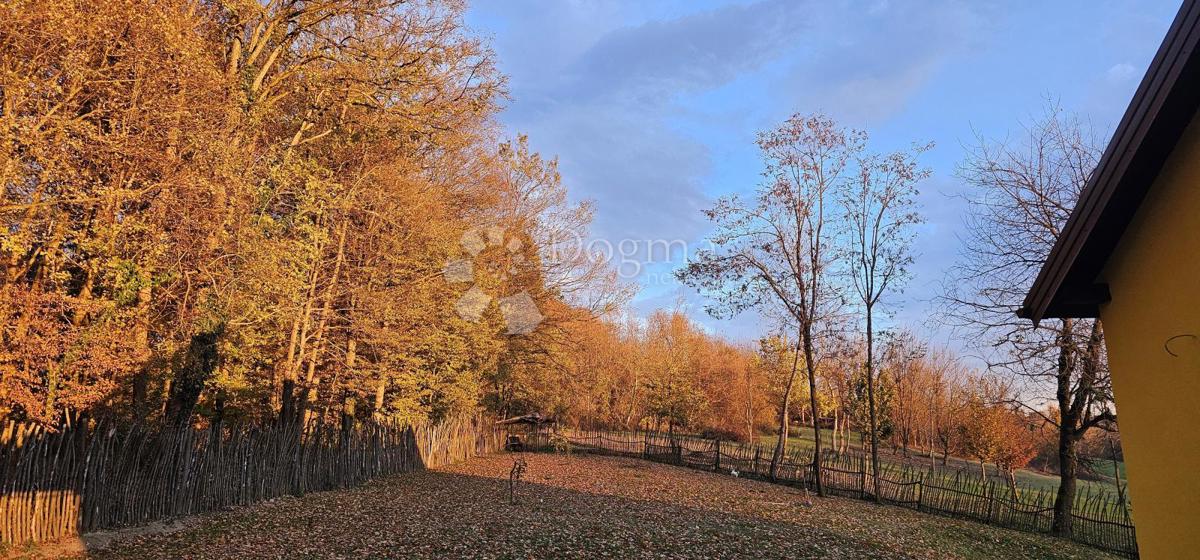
0;0;619;427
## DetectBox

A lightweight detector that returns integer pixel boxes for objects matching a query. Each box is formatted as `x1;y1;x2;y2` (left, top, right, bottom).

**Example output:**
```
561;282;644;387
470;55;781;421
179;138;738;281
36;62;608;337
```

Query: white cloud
775;0;990;127
1105;62;1138;83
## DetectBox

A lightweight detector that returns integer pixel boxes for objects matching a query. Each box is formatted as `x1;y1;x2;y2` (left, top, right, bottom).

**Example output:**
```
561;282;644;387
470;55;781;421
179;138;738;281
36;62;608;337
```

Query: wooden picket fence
0;416;503;545
543;429;1139;558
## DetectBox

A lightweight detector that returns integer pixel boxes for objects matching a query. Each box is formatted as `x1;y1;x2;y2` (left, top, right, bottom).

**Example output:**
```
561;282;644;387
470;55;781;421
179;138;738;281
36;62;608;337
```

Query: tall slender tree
842;142;929;500
679;113;861;496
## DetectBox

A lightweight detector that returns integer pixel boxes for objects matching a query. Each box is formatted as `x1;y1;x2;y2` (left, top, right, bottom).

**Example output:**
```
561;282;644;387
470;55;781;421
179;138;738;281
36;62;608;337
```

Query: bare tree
842;142;930;500
679;113;860;496
942;105;1116;535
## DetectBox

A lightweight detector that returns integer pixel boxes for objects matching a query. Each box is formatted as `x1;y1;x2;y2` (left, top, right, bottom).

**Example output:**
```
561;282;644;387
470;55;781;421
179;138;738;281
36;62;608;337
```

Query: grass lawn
756;426;864;452
51;453;1121;559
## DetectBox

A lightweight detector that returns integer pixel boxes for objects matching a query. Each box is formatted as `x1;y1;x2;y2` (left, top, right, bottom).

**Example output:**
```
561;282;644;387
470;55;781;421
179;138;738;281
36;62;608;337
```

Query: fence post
916;473;925;512
986;481;995;523
715;439;721;471
859;455;868;499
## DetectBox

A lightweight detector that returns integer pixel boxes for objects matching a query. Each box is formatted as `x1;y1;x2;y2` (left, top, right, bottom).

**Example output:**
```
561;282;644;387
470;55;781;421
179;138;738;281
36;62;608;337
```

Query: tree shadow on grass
80;454;1117;560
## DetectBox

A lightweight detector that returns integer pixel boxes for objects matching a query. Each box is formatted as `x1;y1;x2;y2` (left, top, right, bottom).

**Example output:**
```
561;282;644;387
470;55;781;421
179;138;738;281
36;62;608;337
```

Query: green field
755;428;1127;505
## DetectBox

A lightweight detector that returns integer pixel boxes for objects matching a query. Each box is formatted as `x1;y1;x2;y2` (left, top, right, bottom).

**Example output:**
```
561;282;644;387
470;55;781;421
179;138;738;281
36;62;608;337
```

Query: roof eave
1021;0;1200;323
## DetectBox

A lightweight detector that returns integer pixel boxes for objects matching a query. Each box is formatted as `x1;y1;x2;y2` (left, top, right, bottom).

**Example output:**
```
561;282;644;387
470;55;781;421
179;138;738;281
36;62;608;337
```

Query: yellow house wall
1100;113;1200;559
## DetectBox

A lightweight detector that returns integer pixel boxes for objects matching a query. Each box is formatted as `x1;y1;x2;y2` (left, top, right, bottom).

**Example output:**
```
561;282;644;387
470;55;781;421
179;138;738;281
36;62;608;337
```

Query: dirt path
38;453;1118;559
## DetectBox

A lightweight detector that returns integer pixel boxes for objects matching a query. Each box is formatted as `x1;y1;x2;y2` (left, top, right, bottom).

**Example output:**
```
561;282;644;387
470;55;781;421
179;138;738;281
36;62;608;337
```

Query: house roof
496;413;556;426
1019;0;1200;322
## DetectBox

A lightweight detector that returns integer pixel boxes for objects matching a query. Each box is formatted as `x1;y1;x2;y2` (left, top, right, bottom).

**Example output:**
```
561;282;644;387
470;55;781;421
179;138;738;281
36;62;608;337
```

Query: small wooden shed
496;413;557;451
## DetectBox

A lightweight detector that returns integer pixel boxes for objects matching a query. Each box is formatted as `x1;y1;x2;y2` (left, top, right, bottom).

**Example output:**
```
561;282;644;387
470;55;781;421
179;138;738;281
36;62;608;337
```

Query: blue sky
465;0;1180;351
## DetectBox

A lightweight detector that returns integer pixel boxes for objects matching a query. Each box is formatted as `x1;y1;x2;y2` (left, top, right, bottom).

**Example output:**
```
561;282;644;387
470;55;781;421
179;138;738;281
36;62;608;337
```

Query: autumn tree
754;333;803;477
0;0;236;424
879;331;927;457
992;411;1039;499
848;357;895;454
475;136;632;418
0;0;627;431
934;380;972;466
956;378;1038;497
819;330;860;454
957;390;1000;479
498;303;766;440
731;342;772;442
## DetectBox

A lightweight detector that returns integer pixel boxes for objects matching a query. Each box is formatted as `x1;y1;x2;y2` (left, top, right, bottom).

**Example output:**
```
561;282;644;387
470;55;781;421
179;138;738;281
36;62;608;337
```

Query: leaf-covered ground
66;453;1118;559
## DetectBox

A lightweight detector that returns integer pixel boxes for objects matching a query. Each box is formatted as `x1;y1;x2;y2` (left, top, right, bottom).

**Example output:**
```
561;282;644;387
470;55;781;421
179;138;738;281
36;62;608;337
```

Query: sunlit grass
754;427;1127;508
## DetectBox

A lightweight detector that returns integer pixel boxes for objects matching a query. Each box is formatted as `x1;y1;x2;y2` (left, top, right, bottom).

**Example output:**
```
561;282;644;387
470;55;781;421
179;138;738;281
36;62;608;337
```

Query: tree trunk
164;327;221;427
770;339;802;480
771;394;791;480
319;337;355;421
281;265;319;425
745;369;756;443
1053;426;1079;536
373;376;387;421
928;397;937;463
1052;318;1080;536
341;395;356;439
276;312;302;415
211;393;226;435
802;326;824;497
865;309;881;502
130;282;153;418
301;220;348;426
831;410;839;453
